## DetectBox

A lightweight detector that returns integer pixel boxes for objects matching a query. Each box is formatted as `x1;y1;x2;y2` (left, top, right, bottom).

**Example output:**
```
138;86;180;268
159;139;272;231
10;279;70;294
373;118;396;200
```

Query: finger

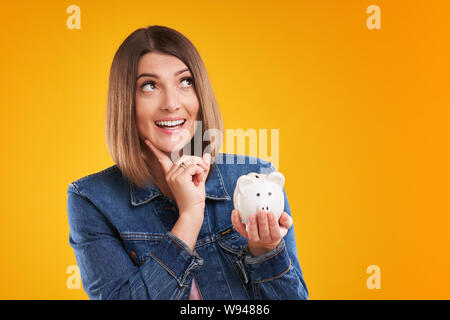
176;163;204;183
174;155;209;181
279;227;288;238
187;154;210;184
279;212;293;229
203;153;211;166
168;162;191;185
202;153;211;171
144;139;173;174
175;155;205;168
196;170;206;185
193;163;207;186
197;154;210;173
247;214;259;242
195;155;210;184
231;210;248;239
197;153;211;181
173;162;206;190
268;212;281;240
169;161;188;180
193;173;200;186
258;210;271;242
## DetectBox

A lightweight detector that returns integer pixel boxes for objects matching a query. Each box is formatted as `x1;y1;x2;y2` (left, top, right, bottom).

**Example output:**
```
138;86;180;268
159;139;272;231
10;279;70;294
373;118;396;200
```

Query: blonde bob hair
106;25;223;188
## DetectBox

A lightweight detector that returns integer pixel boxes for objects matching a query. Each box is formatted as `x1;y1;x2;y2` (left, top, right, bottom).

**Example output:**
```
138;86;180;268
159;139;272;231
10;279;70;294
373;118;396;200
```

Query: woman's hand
145;139;211;252
145;139;211;215
231;209;293;257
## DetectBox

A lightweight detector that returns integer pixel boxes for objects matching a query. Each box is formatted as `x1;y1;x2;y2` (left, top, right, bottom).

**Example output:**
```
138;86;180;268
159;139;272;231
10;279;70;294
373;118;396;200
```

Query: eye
141;80;156;92
255;175;259;178
256;193;260;197
180;77;194;88
268;192;271;196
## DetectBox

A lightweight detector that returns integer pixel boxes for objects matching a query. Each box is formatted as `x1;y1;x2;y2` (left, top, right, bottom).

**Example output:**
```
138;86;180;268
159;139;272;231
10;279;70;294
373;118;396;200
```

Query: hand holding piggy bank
233;171;292;237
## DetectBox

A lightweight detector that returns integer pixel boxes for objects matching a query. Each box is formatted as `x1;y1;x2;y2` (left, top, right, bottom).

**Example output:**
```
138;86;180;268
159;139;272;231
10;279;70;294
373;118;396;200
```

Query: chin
156;139;191;155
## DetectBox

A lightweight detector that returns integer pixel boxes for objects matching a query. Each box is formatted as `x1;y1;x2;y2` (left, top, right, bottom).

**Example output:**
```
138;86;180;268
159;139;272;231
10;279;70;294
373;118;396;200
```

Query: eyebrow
136;68;190;81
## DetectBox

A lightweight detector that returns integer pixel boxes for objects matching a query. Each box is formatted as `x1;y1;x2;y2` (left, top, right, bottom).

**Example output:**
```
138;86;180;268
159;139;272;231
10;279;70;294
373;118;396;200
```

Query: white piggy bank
233;171;291;236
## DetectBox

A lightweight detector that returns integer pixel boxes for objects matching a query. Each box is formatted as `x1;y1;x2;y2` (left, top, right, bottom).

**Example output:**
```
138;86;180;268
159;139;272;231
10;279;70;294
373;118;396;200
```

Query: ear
267;172;285;188
237;175;255;194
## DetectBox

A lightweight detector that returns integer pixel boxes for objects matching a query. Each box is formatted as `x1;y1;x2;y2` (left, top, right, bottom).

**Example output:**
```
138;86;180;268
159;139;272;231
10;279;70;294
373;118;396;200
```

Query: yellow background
1;0;449;299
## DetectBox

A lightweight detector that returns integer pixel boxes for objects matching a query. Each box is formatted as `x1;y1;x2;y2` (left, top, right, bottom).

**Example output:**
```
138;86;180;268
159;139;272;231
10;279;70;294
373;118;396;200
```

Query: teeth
155;119;185;127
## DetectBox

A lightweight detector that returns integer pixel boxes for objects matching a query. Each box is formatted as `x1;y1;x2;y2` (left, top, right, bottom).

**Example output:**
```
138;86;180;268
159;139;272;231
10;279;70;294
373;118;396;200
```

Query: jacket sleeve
243;162;309;300
67;183;203;300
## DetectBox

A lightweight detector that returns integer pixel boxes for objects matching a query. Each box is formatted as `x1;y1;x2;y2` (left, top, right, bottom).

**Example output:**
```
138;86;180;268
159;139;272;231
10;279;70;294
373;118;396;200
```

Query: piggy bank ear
267;172;285;188
237;176;255;194
248;172;265;179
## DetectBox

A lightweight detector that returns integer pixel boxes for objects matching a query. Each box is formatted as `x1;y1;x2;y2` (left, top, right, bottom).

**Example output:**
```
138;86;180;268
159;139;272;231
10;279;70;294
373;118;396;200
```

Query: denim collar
130;163;231;206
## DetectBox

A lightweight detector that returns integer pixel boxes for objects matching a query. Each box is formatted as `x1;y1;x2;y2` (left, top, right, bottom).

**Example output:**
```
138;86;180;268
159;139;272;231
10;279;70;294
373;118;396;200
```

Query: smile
154;118;187;135
155;119;186;128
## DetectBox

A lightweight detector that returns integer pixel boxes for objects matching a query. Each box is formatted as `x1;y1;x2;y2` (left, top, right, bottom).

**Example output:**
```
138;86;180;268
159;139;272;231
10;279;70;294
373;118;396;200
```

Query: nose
258;205;270;212
161;86;181;112
163;102;181;112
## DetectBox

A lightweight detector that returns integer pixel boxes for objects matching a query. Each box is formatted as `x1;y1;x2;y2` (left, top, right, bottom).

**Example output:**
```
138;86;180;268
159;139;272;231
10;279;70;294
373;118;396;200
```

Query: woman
67;25;308;300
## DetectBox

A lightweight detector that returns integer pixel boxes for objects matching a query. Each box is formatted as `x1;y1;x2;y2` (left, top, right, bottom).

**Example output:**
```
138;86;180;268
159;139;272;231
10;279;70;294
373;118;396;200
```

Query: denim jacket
67;153;308;300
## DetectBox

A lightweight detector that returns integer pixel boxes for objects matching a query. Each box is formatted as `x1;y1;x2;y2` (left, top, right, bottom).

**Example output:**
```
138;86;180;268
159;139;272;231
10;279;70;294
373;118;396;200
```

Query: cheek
135;104;155;135
186;93;200;117
188;100;201;130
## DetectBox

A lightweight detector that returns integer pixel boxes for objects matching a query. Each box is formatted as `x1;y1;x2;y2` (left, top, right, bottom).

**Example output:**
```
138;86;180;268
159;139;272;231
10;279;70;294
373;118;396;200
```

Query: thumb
279;212;293;229
144;139;173;173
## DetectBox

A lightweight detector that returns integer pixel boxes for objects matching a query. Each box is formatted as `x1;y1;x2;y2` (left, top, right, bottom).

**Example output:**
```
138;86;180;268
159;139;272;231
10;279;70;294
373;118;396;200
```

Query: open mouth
154;119;186;129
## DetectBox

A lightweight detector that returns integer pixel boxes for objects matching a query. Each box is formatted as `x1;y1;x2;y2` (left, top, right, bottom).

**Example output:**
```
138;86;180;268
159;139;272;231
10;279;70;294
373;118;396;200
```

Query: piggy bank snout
255;192;276;212
257;204;271;212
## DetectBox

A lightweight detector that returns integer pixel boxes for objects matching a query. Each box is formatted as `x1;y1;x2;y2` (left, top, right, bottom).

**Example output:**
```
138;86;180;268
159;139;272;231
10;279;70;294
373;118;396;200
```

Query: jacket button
130;251;136;259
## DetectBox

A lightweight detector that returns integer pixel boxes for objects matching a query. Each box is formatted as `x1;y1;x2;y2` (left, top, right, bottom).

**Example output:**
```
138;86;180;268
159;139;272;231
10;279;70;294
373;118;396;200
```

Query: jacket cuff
243;239;291;283
149;232;203;287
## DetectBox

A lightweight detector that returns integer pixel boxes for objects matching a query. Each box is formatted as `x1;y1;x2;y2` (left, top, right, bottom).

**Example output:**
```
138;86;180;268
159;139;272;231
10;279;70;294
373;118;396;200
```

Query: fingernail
268;213;274;221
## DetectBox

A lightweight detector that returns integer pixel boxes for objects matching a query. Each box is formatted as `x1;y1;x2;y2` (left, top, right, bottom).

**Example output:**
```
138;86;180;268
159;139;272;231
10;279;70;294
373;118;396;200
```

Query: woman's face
135;52;200;155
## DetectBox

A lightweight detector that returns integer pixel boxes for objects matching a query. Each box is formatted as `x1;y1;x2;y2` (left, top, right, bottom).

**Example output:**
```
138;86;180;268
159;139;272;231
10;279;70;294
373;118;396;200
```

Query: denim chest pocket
120;232;164;267
217;226;248;255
